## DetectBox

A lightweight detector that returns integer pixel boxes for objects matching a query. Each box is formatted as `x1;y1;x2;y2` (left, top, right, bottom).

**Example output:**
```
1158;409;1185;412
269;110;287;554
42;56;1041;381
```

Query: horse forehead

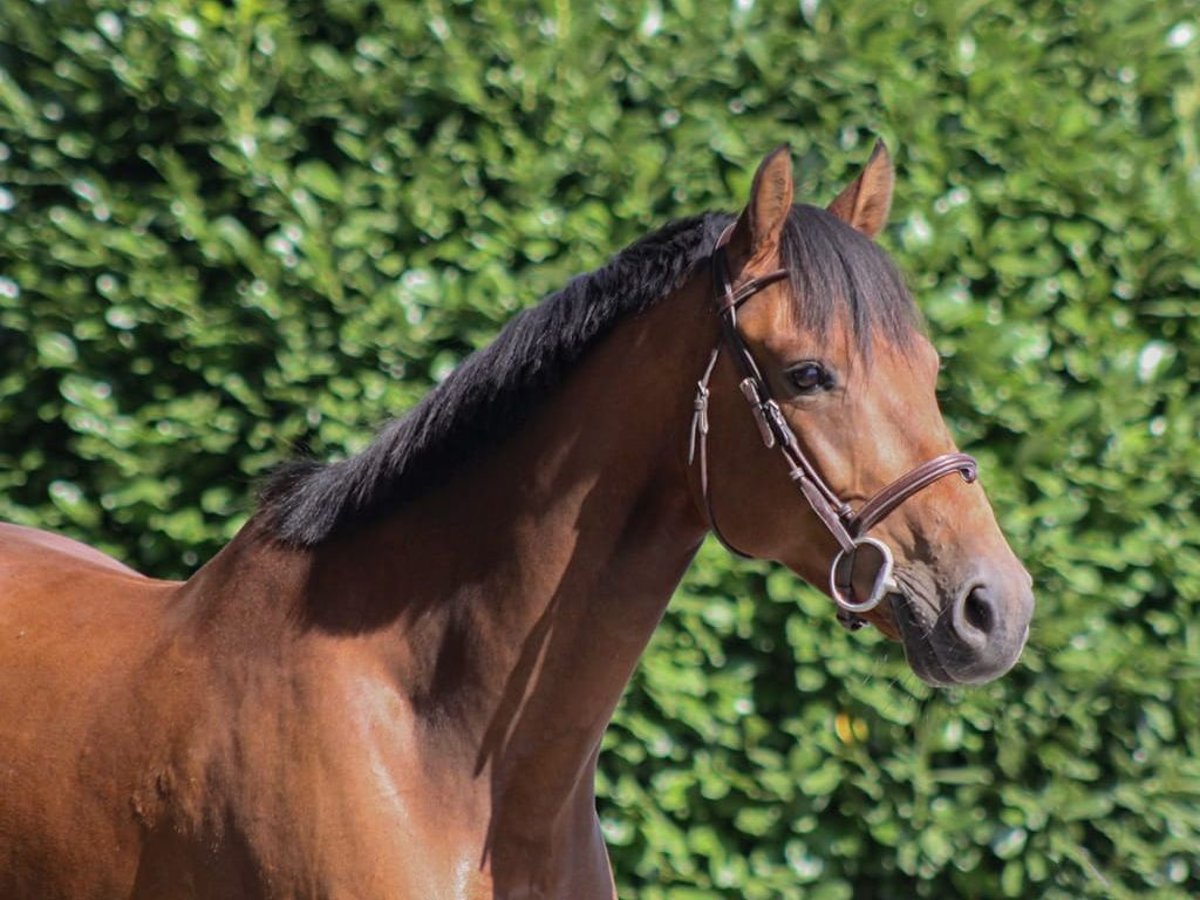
740;289;857;359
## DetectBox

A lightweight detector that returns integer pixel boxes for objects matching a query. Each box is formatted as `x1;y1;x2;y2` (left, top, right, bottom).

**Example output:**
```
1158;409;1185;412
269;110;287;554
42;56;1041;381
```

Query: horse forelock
780;204;923;358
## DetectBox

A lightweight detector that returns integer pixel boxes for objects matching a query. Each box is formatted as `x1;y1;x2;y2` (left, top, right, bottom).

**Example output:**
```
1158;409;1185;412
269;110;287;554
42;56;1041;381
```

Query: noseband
688;227;978;630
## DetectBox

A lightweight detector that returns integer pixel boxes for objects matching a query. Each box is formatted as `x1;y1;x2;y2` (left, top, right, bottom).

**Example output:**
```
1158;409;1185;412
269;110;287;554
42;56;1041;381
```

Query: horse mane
259;205;920;546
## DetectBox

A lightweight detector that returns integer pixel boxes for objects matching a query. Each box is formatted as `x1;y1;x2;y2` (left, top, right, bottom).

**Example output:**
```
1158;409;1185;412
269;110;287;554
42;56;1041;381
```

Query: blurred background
2;0;1198;896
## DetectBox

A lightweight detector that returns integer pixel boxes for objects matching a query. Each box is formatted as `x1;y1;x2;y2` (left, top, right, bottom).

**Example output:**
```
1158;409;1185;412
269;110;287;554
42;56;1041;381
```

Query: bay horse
0;144;1033;898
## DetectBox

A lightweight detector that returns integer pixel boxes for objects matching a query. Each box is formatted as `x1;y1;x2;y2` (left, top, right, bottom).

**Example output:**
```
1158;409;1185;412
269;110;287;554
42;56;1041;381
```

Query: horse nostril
931;575;1032;684
952;584;997;648
964;587;994;634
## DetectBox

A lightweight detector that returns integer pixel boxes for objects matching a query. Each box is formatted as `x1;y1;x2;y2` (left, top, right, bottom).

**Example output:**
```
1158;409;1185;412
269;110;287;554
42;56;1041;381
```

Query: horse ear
827;140;894;239
728;144;794;269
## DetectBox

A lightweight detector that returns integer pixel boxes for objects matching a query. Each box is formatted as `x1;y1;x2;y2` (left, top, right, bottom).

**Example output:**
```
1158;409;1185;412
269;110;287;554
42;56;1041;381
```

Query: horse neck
297;275;717;840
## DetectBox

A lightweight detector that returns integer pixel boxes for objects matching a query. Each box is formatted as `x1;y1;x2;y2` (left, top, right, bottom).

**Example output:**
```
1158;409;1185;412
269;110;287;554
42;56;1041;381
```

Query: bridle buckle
738;378;777;449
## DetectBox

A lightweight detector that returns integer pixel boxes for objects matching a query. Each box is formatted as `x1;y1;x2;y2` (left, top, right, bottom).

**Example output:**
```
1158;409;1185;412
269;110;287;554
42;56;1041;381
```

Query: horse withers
0;143;1033;898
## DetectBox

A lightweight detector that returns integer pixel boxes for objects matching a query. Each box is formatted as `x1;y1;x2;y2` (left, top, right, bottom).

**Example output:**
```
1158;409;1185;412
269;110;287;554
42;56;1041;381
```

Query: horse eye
787;362;830;394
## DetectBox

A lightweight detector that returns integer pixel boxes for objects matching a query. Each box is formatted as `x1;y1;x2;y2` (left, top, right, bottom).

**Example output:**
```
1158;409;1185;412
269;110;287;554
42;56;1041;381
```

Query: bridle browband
688;225;978;630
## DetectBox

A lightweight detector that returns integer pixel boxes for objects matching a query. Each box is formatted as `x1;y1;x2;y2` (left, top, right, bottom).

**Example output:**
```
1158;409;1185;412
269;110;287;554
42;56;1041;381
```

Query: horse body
0;145;1034;898
0;520;601;898
0;272;713;897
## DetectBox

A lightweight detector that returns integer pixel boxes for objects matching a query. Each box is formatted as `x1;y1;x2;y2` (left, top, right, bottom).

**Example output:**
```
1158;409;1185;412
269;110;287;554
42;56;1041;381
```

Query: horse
0;143;1034;898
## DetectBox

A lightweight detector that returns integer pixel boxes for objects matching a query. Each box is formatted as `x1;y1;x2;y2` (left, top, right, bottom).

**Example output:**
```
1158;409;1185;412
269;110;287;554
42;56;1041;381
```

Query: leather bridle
688;226;978;630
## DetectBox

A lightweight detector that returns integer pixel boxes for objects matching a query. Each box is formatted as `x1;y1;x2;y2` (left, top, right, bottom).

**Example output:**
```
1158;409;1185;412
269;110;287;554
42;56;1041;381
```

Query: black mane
260;205;920;546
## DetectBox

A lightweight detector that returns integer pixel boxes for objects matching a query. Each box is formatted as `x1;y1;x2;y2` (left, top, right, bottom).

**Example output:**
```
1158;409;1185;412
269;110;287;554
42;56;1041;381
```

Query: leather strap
850;452;977;535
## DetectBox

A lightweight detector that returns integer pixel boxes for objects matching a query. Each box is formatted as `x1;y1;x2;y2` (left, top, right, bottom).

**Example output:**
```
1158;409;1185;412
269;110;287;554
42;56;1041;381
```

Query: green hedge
2;1;1199;896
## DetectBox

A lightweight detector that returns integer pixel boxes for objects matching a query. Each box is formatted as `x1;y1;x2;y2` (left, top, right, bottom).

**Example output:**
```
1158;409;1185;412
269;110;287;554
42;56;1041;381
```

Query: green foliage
3;0;1199;895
